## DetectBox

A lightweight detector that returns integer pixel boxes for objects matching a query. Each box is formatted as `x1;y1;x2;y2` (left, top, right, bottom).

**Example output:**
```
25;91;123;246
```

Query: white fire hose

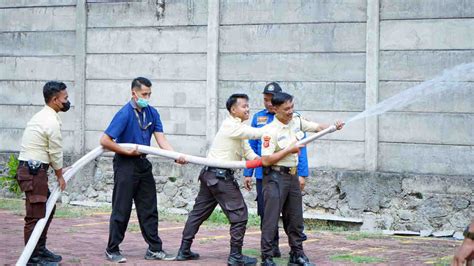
16;125;337;265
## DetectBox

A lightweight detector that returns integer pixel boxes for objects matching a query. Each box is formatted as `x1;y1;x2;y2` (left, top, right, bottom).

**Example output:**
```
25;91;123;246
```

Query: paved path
0;210;460;265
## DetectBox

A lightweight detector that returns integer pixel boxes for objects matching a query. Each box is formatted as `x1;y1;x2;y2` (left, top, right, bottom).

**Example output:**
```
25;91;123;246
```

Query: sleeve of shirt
243;114;259;176
104;110;127;139
242;141;259;161
46;122;63;170
260;132;277;157
152;108;164;133
297;133;309;177
300;116;320;133
229;122;264;140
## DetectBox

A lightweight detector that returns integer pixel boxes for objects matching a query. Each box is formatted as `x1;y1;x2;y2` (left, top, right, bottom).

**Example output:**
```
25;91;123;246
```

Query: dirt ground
0;205;460;265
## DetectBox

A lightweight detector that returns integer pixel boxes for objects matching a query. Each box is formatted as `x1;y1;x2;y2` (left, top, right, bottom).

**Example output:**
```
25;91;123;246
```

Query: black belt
19;160;49;170
267;166;297;175
205;167;235;180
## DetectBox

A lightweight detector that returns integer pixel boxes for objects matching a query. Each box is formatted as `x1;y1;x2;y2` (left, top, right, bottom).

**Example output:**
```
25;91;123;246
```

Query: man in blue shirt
100;77;186;263
243;82;309;257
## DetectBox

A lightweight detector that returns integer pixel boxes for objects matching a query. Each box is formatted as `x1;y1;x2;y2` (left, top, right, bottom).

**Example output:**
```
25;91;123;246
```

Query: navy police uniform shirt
104;100;163;146
243;109;309;179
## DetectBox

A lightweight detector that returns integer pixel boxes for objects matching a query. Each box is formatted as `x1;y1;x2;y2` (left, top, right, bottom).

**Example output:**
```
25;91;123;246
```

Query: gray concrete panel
220;23;366;53
218;81;366;112
381;0;474;20
0;56;75;81
379;51;474;81
0;6;76;31
0;81;75;105
87;0;207;28
381;19;474;50
220;0;367;24
0;105;76;130
379;81;474;113
0;128;75;153
87;27;207;54
379;112;474;145
0;0;75;7
306;140;365;170
379;143;473;175
219;53;366;81
86;54;207;80
0;31;76;56
86;80;206;107
85;105;206;136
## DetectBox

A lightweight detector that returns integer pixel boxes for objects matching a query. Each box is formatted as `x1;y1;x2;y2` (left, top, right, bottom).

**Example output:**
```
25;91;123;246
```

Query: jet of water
346;62;474;125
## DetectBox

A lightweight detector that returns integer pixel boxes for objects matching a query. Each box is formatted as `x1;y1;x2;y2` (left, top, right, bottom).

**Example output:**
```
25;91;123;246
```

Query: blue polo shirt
104;100;163;145
243;109;309;179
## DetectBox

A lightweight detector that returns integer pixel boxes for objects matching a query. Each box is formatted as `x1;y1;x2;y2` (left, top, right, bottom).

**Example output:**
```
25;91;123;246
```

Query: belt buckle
290;167;297;175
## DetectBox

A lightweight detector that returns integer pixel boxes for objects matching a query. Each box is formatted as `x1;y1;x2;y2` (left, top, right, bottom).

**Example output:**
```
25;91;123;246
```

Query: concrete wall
0;0;473;230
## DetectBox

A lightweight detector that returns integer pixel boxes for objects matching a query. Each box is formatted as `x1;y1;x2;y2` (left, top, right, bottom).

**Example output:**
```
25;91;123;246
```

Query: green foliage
0;155;21;196
330;254;385;263
202;209;260;227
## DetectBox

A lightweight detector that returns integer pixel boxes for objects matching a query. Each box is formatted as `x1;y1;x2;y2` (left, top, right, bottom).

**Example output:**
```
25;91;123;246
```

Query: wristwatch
464;226;474;240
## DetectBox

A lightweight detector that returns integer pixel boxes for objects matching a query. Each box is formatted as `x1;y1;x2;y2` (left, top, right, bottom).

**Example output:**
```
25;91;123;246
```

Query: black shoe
261;257;276;266
228;246;257;266
105;250;127;263
27;255;58;266
38;247;62;262
288;252;315;266
176;248;200;261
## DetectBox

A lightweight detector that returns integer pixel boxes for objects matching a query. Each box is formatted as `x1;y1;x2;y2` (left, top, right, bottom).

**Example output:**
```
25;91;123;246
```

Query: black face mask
60;100;71;112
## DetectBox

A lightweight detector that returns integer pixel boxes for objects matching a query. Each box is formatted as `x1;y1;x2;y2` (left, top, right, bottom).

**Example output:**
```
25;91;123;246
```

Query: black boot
28;253;58;266
227;246;257;266
261;257;276;266
37;239;62;263
176;241;200;261
288;251;315;266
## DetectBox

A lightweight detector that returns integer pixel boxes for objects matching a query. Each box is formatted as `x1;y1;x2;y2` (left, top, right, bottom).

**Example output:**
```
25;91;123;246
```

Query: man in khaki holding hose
16;81;70;265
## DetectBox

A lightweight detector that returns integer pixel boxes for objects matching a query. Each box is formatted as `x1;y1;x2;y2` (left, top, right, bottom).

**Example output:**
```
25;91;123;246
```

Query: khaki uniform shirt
261;115;320;167
207;115;264;161
18;105;63;170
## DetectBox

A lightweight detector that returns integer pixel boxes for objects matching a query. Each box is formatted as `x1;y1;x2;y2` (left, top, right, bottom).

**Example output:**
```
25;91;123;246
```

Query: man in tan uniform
16;81;69;264
260;92;344;266
176;94;300;266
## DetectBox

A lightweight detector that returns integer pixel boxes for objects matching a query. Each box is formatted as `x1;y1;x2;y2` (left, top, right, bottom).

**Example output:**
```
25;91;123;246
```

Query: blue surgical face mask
136;97;149;108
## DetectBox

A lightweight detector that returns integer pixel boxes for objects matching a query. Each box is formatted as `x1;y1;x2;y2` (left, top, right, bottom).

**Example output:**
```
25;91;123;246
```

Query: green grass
242;248;288;265
201;209;260;227
345;232;387;241
330;253;385;263
0;198;111;218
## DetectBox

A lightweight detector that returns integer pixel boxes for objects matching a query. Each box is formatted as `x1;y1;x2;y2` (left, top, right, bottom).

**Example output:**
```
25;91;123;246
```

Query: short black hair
271;92;293;107
131;77;152;90
226;93;249;112
43;81;67;103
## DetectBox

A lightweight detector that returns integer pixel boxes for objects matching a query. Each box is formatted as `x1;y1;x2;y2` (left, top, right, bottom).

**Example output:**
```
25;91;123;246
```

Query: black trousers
261;169;305;259
107;155;162;253
181;168;248;248
256;179;279;248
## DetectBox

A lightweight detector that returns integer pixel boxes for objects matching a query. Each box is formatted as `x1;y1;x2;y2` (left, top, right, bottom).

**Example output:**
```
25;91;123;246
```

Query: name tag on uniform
257;116;268;125
277;134;289;148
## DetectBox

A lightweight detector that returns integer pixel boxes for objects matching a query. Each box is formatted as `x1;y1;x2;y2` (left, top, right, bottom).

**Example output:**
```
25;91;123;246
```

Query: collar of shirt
227;114;242;123
129;99;145;111
43;105;61;125
273;116;291;129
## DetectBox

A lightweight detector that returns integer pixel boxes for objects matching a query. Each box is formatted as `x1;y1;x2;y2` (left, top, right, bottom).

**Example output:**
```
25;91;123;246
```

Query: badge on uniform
263;136;271;148
257;116;268;125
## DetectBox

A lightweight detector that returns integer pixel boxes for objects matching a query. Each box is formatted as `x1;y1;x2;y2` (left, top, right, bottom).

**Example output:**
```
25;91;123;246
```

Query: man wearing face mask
16;81;70;264
100;77;186;263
